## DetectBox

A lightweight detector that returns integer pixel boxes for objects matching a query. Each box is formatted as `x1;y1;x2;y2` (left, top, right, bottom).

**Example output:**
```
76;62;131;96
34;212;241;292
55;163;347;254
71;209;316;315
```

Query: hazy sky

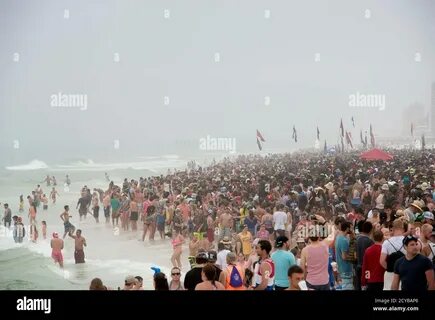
1;0;434;165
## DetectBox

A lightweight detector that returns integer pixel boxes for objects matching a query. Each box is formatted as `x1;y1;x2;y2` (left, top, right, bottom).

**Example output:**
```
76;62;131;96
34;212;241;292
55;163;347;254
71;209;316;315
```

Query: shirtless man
60;205;76;239
41;194;48;211
43;175;51;187
189;234;200;257
50;187;59;204
77;194;90;221
130;197;138;231
91;192;100;223
102;192;111;224
65;175;71;186
69;229;87;264
51;232;64;268
3;203;12;228
219;209;233;242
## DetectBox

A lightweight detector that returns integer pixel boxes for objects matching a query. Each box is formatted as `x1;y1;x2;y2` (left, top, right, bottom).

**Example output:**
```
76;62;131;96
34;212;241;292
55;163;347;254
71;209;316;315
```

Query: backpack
228;265;243;288
346;237;357;264
386;240;404;272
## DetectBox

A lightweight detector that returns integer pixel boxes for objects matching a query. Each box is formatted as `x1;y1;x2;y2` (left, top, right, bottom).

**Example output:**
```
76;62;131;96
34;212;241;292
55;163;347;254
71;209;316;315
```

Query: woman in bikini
28;203;37;225
142;205;156;241
171;230;185;269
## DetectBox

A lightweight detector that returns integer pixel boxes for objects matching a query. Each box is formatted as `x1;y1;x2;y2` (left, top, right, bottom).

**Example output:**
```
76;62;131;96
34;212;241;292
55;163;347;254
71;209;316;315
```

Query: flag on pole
256;137;262;151
316;126;320;140
345;131;354;149
292;125;297;142
370;124;375;147
351;116;355;128
256;129;265;142
411;123;414;137
340;119;344;137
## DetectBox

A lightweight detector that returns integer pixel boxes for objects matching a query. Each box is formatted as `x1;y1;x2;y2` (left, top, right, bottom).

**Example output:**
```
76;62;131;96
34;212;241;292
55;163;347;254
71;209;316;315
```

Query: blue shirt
335;235;353;274
271;249;296;288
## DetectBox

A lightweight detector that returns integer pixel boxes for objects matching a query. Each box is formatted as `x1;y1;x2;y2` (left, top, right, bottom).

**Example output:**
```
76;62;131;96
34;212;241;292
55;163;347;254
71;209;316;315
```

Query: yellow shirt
239;231;252;255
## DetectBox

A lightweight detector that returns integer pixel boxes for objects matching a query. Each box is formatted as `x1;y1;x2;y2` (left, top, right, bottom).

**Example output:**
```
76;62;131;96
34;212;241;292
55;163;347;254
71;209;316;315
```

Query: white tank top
254;258;275;287
428;243;435;260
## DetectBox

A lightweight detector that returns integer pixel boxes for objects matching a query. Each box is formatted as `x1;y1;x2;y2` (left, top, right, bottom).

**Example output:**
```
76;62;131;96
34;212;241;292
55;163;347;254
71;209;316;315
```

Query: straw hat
381;184;389;191
420;182;429;191
409;200;423;212
324;182;334;191
220;236;232;245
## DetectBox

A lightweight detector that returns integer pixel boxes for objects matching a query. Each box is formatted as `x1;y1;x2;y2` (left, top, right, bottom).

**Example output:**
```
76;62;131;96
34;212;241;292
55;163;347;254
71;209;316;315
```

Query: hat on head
394;209;405;217
125;275;136;285
221;236;232;245
207;250;217;262
409;200;423;212
275;236;289;248
195;251;209;262
150;266;161;274
423;211;434;220
324;182;334;190
420;182;429;191
403;235;419;246
381;184;389;191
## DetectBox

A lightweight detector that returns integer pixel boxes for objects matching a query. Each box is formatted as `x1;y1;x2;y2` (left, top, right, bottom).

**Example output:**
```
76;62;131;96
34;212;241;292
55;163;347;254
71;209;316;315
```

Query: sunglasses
171;272;181;276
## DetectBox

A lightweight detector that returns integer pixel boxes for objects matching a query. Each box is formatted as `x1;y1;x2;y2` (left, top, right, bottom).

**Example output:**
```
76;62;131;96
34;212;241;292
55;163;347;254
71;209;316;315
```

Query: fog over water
0;0;434;290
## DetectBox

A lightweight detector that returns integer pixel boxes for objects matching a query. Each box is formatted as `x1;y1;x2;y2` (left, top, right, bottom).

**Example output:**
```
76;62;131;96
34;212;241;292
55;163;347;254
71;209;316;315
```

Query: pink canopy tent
360;148;393;161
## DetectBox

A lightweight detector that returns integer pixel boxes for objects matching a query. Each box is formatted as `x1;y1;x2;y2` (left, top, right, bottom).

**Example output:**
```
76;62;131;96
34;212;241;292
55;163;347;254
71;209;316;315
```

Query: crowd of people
3;149;435;291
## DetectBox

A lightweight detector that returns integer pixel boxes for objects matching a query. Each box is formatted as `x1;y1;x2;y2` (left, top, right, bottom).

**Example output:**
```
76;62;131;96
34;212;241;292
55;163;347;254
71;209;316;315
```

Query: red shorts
52;250;63;263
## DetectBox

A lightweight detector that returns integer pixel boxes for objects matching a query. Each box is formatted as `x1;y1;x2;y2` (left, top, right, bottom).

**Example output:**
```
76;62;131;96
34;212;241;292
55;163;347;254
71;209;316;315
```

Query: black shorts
93;206;99;217
79;210;87;216
104;206;110;217
43;205;48;210
130;212;138;221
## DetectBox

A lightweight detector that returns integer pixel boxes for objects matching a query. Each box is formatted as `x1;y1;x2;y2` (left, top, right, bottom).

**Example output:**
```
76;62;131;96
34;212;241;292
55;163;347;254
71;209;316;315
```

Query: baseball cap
423;211;434;220
125;275;136;285
196;250;209;260
275;236;289;248
207;250;217;262
402;235;419;246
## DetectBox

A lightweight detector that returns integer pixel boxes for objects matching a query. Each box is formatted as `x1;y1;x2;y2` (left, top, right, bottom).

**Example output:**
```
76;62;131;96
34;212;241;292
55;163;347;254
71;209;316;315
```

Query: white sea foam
5;160;49;171
54;158;186;172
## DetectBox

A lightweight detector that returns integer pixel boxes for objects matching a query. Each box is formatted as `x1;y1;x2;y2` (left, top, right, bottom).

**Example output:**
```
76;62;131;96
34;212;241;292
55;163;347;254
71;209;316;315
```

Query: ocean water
0;154;212;290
